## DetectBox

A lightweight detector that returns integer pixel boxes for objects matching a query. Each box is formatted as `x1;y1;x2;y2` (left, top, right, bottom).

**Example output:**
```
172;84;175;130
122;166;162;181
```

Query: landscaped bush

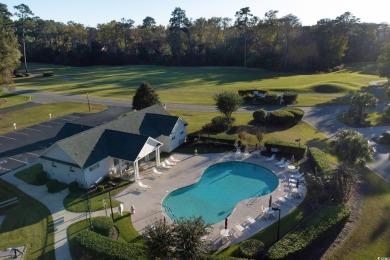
282;107;305;122
97;184;105;192
23;73;31;77
263;93;279;104
46;179;68;193
381;131;390;144
68;181;80;192
253;109;268;122
308;147;333;175
238;239;264;258
267;203;350;260
202;116;235;133
15;73;24;78
92;216;114;237
75;229;148;259
43;71;54;77
269;109;295;126
264;140;307;160
283;92;298;105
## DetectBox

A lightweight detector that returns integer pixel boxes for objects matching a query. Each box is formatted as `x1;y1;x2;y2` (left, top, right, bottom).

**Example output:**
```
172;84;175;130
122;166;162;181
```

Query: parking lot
0;106;132;175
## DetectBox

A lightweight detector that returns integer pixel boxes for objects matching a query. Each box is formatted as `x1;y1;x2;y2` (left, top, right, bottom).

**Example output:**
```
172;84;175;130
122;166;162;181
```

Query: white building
39;104;187;188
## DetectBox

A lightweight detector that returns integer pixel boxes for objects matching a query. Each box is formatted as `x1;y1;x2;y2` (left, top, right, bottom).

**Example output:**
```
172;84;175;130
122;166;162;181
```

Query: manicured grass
0;102;106;135
14;164;47;185
367;111;390;126
325;168;390;259
0;179;55;260
64;181;130;212
14;62;382;106
0;92;31;108
67;212;142;259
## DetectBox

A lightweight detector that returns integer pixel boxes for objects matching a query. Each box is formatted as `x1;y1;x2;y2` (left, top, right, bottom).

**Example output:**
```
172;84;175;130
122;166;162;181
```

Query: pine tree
132;81;161;110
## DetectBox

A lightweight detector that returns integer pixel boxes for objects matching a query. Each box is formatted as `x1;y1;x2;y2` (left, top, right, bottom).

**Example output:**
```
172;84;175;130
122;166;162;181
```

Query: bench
0;197;19;209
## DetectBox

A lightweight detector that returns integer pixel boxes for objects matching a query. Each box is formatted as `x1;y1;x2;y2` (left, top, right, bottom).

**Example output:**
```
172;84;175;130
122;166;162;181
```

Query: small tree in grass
213;91;242;121
132;81;161;110
144;218;175;259
350;92;378;125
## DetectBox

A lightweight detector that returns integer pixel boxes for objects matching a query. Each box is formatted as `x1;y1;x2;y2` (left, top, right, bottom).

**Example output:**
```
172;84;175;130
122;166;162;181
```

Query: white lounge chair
165;159;176;166
138;181;151;189
279;162;289;168
152;167;163;175
243;149;250;157
275;158;285;165
266;154;275;161
235;148;241;156
170;155;181;162
277;196;287;204
234;223;245;232
161;162;172;169
252;150;260;158
246;216;256;224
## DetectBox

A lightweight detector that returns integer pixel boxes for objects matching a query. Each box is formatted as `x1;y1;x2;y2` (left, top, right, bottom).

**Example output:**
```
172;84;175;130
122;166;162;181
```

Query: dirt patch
0;99;6;106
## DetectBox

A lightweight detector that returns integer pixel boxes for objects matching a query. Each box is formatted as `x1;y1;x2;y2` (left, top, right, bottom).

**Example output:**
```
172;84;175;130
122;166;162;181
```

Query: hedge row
308;147;334;175
267;203;350;259
269;109;295;125
264;140;307;160
282;107;304;121
188;133;236;146
92;216;114;237
75;229;148;259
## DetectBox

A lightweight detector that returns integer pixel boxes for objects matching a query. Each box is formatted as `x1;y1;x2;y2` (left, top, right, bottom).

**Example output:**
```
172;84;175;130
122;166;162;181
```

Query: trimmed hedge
282;107;304;122
43;71;54;77
267;203;350;260
238;239;264;258
75;229;148;259
92;216;114;237
46;179;68;193
282;92;298;104
308;147;334;175
269;110;295;126
264;140;307;160
253;109;268;122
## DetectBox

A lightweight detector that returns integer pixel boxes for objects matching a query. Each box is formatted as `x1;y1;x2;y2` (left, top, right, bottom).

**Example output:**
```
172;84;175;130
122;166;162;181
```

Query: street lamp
86;92;91;112
295;138;301;148
272;206;281;242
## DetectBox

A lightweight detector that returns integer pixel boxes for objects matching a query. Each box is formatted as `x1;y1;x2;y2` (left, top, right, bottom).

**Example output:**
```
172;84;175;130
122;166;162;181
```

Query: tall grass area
325;169;390;259
14;62;382;106
0;179;55;259
0;102;106;135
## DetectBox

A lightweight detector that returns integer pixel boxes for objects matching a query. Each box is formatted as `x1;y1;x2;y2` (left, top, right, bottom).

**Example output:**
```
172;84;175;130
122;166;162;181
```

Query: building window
52;162;56;168
180;131;184;135
89;163;100;172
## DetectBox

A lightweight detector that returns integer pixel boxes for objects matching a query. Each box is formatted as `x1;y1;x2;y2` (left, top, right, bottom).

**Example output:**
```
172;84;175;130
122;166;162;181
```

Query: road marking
47;121;63;125
12;131;29;136
37;124;52;128
27;152;39;156
0;136;16;140
8;157;25;163
25;127;41;132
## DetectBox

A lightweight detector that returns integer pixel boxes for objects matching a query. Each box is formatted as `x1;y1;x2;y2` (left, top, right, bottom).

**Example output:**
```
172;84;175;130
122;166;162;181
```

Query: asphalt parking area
0;106;132;175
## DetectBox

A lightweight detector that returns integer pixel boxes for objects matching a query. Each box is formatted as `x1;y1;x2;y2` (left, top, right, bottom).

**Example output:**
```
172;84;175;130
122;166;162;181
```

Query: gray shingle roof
40;104;182;168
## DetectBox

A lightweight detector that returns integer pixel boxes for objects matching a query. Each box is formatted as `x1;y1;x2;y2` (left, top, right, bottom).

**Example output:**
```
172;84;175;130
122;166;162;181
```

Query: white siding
41;159;84;185
83;157;112;188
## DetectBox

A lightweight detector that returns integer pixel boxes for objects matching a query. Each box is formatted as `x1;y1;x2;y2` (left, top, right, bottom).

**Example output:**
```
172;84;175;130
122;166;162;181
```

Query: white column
156;146;161;166
133;161;139;181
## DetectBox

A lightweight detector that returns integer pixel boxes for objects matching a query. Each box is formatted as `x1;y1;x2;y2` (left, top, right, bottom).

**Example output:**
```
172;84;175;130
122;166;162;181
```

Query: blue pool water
162;161;279;224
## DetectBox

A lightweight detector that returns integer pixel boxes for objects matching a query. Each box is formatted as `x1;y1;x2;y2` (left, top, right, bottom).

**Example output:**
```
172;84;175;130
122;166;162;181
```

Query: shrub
23;73;31;77
383;105;390;121
269;109;295;126
308;147;334;175
97;185;105;192
43;71;54;77
263;93;279;104
282;107;305;122
15;73;24;78
253;109;268;122
36;170;48;185
75;229;148;259
68;181;80;192
46;179;68;193
283;92;298;104
202;116;235;133
92;216;114;237
264;140;307;160
238;239;264;258
381;131;390;144
267;203;350;259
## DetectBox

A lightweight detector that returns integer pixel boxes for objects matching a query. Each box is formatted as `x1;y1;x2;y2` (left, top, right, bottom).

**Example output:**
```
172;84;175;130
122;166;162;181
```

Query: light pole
86;92;90;112
272;206;281;241
86;191;92;229
295;138;301;148
108;187;114;221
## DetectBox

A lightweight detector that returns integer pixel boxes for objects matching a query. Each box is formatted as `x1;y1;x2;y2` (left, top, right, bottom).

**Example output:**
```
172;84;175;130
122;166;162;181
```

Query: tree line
2;4;390;76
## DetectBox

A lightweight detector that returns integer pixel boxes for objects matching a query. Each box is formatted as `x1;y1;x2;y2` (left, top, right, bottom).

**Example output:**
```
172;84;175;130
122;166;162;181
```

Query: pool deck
114;152;306;250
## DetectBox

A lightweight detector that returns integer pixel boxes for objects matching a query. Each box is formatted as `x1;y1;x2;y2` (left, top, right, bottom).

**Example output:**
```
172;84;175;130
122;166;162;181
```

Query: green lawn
14;62;382;106
0;179;55;260
0;92;31;108
14;164;47;185
0;102;106;135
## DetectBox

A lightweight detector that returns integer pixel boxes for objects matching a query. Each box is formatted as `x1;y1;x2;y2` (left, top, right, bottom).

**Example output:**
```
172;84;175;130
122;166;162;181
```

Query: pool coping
114;152;306;250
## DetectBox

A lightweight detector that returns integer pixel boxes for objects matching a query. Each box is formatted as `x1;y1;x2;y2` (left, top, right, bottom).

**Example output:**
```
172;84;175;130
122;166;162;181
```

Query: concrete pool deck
115;152;306;250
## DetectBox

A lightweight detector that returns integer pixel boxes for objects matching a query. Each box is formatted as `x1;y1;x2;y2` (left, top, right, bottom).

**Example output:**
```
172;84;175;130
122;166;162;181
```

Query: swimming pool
162;161;279;224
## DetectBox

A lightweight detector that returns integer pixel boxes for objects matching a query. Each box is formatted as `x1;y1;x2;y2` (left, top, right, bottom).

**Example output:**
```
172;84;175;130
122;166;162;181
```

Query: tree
0;3;21;90
350;92;378;124
213;91;242;120
173;217;210;259
330;129;375;167
14;4;34;73
169;7;190;66
144;218;174;260
235;7;253;67
132;81;161;110
141;16;156;29
378;43;390;83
